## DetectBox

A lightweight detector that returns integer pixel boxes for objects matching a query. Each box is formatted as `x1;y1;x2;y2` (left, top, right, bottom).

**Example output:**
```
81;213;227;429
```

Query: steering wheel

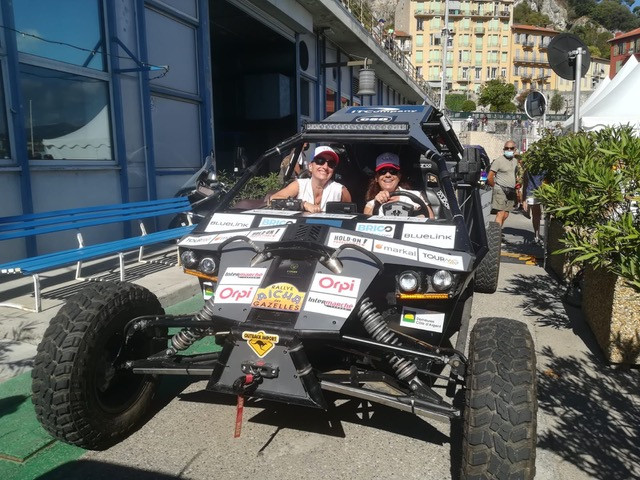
372;190;430;216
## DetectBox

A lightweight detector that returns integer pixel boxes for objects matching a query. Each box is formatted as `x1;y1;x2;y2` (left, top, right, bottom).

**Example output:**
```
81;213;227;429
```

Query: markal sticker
214;285;257;304
400;307;445;333
401;224;456;248
242;330;280;358
204;213;255;232
258;217;298;227
372;240;418;260
219;267;267;285
310;273;361;298
355;222;396;238
327;232;373;251
178;234;218;246
303;291;357;319
418;248;464;270
252;282;305;312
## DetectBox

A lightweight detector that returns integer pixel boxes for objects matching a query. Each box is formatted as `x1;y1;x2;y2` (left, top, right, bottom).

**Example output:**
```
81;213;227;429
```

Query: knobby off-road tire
32;281;166;450
461;317;537;480
474;222;502;293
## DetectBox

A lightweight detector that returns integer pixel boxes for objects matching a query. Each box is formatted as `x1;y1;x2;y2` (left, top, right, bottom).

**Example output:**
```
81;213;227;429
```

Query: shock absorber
357;298;418;383
167;298;216;354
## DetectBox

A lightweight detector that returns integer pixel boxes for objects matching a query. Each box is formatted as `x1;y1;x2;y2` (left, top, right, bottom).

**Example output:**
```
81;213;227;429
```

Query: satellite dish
524;91;547;119
547;33;591;80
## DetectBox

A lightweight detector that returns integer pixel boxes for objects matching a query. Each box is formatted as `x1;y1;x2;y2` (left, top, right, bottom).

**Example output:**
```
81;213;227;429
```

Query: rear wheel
474;222;502;293
461;317;537;479
32;281;166;450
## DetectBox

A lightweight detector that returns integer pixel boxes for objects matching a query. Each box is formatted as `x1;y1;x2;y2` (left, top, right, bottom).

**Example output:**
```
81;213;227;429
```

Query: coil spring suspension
357;298;418;382
168;299;215;353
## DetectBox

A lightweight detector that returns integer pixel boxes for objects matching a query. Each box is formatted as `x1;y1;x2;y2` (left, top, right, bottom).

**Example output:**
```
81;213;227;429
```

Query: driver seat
424;189;442;219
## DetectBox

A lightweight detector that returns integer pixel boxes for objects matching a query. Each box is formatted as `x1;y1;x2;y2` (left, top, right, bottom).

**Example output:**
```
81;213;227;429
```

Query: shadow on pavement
537;347;640;479
0;394;28;418
36;459;182;480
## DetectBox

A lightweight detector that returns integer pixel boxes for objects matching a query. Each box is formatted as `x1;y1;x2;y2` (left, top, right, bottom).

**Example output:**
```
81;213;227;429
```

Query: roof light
303;122;410;133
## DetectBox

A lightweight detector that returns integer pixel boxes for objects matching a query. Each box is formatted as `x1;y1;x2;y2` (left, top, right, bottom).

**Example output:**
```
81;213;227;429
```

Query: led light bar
184;268;218;282
397;293;450;300
303;122;410;133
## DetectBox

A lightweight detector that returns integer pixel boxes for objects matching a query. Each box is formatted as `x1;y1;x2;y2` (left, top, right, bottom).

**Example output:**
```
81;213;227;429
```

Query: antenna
547;34;591;132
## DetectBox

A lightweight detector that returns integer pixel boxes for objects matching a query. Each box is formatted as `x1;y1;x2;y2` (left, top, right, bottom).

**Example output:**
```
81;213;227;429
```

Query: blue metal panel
295;33;301;132
197;0;214;158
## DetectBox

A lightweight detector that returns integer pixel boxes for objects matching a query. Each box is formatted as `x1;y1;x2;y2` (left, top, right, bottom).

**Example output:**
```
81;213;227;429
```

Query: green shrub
461;100;476;112
217;170;281;205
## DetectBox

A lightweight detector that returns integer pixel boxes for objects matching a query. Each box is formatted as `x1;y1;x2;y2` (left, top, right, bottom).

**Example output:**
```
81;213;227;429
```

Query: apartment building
608;27;640;78
510;25;555;93
395;0;515;96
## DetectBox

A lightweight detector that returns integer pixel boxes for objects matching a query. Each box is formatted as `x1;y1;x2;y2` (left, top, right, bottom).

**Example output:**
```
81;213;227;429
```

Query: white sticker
205;213;255;232
418;248;464;270
242;209;298;216
178;234;218;246
327;232;373;251
310;273;361;298
246;227;286;242
400;308;445;333
355;223;396;238
258;217;298;227
219;267;267;285
401;224;456;248
208;230;248;244
213;285;257;304
202;282;214;300
372;240;418;260
306;213;357;219
373;216;429;223
303;292;357;319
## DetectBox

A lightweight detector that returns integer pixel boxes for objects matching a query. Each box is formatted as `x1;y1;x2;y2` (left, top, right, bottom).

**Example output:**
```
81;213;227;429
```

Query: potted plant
523;126;640;364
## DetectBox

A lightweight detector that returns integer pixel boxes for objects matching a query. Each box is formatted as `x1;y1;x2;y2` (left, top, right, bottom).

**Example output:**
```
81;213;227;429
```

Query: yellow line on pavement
500;251;539;265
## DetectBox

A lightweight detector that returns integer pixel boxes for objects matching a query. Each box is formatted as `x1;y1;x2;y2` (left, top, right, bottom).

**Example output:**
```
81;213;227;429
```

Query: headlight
432;270;453;291
398;271;420;293
180;250;198;268
198;257;217;274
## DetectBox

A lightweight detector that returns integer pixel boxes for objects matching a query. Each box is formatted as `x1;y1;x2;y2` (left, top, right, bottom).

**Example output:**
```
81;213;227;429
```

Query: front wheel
474;221;502;293
461;317;537;479
31;281;166;450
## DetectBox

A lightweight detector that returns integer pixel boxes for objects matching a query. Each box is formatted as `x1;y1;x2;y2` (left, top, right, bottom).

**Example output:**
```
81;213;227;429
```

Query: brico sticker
204;213;255;232
401;224;456;249
327;232;373;251
355;222;396;238
219;267;266;285
178;234;218;246
252;282;305;312
372;240;418;261
310;273;361;298
213;285;257;304
303;292;357;319
258;217;297;227
242;330;280;358
418;248;464;270
400;308;445;333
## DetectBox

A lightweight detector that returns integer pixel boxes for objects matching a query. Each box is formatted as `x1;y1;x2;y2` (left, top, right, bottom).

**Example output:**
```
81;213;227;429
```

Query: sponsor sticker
242;209;298;216
418;248;464;270
372;240;418;260
252;282;305;312
327;232;373;251
400;307;445;333
401;224;456;248
205;213;255;232
214;285;257;304
219;267;266;285
374;216;429;223
310;273;361;298
258;217;297;227
242;330;279;358
178;234;218;246
246;227;286;242
355;222;396;238
306;213;356;219
202;281;214;300
303;292;357;319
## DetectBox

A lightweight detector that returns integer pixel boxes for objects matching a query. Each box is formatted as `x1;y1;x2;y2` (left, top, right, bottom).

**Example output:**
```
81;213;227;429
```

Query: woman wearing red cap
270;146;351;213
364;152;434;218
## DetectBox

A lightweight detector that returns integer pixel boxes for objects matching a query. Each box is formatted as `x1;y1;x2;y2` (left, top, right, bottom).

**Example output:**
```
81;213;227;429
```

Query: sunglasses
313;157;337;169
504;146;516;150
377;168;400;176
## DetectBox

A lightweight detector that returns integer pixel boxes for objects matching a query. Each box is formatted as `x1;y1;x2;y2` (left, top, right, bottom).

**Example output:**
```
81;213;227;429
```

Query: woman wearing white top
270;146;351;213
364;152;434;218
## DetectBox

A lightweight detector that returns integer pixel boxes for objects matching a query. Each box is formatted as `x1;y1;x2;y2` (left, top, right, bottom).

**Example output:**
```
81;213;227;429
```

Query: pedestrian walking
466;116;473;132
523;170;545;244
374;19;385;43
487;140;519;229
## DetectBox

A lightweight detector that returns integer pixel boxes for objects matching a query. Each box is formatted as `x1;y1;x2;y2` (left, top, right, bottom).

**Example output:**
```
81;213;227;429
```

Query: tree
513;3;552;27
461;100;476;112
445;93;466;111
478;79;516;113
550;91;564;113
571;23;613;60
591;0;640;32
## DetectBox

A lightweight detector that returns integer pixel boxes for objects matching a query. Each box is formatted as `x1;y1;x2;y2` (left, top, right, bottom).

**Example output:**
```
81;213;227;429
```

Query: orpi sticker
310;273;361;298
214;285;257;304
242;330;280;358
400;308;445;333
252;282;305;312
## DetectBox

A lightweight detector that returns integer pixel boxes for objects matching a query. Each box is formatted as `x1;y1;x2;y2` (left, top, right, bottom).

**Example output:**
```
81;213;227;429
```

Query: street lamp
439;0;451;110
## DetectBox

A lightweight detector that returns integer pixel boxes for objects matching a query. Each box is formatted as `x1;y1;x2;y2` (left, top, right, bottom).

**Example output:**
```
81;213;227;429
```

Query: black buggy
32;105;536;479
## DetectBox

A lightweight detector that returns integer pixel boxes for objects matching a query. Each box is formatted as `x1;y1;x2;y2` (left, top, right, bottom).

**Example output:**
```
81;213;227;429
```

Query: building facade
608;27;640;78
0;0;428;261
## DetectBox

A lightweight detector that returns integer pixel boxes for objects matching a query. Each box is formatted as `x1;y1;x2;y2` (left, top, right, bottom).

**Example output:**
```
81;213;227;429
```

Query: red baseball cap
313;146;339;164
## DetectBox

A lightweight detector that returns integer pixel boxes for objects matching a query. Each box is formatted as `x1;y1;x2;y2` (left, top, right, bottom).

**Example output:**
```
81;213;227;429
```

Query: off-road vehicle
32;105;536;479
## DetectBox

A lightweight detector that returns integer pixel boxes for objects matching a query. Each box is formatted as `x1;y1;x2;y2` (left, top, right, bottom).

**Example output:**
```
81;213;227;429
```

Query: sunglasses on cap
313;157;337;169
377;167;400;176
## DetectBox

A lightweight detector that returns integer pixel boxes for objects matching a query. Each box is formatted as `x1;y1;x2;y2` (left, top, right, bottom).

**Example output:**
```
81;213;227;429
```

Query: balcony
522;40;535;49
520;74;532;81
399;43;412;53
457;76;471;83
475;26;485;35
499;10;510;17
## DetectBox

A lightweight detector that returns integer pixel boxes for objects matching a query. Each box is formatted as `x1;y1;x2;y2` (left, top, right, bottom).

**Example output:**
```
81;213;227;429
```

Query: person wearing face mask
363;152;434;218
270;146;351;213
487;140;519;228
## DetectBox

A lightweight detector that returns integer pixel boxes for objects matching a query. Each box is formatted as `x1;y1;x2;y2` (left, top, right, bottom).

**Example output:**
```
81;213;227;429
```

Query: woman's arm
341;186;352;202
270;180;299;201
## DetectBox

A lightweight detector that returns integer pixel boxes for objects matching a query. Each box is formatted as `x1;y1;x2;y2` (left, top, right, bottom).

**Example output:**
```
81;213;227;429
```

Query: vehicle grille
286;224;326;242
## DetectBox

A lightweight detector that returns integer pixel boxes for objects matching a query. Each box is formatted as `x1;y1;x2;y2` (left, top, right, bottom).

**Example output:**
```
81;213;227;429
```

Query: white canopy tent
42;106;111;159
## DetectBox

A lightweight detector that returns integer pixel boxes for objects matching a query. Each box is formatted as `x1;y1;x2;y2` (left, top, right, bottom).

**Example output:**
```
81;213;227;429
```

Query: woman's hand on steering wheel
372;190;430;216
